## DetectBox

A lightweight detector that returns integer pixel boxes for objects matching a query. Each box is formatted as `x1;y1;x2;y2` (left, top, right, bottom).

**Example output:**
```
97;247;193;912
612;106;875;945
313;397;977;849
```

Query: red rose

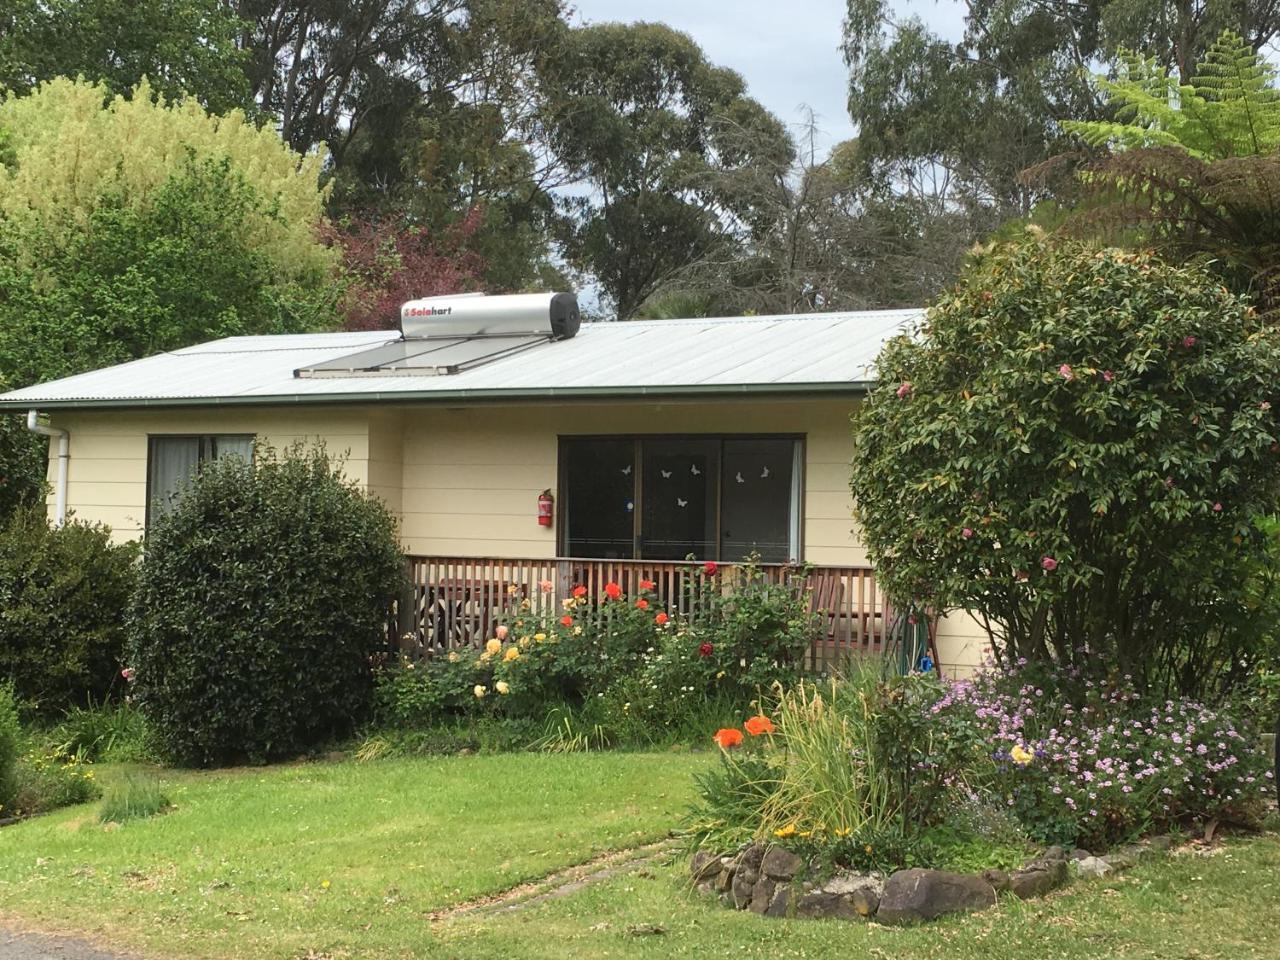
655;612;669;625
604;582;622;600
559;614;574;626
572;584;588;598
639;579;655;591
698;643;714;657
703;561;718;576
635;598;649;610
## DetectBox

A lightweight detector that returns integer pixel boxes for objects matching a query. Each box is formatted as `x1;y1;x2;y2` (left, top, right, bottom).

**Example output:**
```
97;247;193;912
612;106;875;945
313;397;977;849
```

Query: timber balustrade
394;556;895;669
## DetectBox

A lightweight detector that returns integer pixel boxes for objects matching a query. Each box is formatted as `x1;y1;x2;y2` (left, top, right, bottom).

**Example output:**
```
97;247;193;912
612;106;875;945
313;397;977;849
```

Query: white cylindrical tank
400;292;580;340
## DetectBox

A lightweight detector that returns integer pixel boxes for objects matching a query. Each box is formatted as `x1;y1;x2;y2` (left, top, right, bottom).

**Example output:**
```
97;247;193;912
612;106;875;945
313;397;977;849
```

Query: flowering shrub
374;563;816;738
932;659;1276;848
851;236;1280;697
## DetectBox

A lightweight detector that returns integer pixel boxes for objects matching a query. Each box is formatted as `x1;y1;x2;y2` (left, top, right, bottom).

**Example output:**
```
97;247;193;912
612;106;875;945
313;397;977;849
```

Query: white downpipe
26;410;69;526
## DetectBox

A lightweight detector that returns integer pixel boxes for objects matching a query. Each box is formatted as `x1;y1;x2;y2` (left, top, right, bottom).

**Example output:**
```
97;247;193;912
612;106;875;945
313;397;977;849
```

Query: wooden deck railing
396;555;897;669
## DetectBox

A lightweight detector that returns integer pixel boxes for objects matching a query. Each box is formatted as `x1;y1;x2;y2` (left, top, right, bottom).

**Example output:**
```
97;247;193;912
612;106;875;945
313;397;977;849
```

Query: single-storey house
0;293;986;675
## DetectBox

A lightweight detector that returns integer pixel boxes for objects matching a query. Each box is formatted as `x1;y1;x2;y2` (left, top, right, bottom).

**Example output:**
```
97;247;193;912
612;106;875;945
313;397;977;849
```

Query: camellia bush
851;235;1280;696
128;444;404;767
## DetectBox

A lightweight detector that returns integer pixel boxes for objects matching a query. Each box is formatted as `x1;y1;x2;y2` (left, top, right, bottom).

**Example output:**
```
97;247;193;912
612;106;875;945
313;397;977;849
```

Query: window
146;435;253;524
560;436;802;562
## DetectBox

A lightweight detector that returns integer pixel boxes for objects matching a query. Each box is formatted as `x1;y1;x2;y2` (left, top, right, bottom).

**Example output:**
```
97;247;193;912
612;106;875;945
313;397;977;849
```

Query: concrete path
0;928;137;960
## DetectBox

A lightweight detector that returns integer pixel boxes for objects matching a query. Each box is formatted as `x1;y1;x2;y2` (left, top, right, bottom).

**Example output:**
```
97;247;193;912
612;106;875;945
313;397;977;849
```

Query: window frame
556;433;805;563
144;433;254;529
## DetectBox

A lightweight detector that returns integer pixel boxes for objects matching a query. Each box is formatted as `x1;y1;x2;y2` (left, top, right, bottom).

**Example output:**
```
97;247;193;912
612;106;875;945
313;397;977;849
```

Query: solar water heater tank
400;292;580;340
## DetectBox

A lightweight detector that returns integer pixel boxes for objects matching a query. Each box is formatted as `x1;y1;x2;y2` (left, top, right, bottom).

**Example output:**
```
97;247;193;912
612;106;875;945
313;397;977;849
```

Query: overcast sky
568;1;966;156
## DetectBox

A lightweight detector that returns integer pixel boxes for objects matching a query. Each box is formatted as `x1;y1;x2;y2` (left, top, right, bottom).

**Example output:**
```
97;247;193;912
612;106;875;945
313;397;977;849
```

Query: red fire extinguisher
537;489;554;527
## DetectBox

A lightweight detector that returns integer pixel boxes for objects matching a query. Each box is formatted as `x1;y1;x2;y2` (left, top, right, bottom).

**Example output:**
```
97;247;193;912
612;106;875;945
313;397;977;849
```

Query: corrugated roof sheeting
0;310;922;408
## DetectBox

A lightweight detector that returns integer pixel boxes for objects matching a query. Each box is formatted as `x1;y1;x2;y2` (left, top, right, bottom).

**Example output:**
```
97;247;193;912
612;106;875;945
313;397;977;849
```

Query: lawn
0;752;707;959
1;752;1278;960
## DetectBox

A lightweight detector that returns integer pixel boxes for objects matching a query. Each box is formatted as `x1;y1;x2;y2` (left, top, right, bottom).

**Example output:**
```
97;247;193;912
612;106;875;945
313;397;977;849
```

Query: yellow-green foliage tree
0;77;333;285
0;78;340;390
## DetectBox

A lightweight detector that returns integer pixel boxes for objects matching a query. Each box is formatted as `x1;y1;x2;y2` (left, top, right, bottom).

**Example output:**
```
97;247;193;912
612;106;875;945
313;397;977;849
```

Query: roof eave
0;381;877;411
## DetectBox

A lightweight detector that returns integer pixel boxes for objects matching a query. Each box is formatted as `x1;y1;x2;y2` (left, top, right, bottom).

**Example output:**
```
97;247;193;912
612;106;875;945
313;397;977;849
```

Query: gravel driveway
0;928;136;960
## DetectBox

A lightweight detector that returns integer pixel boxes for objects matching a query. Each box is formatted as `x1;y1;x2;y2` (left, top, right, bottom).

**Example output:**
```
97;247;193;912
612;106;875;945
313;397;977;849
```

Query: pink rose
1261;401;1272;411
1182;335;1197;348
1041;556;1058;572
121;667;135;682
1213;502;1223;512
495;624;509;640
1058;364;1074;380
962;527;974;539
539;579;553;594
1102;370;1114;383
896;382;912;398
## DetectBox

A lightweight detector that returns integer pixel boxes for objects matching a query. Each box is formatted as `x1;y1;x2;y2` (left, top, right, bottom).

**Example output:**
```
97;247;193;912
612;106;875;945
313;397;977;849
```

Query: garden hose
885;606;932;676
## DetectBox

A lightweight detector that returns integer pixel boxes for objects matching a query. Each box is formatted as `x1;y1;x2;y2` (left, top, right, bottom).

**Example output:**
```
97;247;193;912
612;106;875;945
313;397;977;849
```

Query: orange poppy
635;598;649;610
604;582;622;600
559;614;574;627
712;728;743;749
744;715;776;736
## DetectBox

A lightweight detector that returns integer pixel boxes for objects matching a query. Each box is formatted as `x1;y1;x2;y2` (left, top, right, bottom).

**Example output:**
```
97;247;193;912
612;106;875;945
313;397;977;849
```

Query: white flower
495;681;510;695
473;685;487;699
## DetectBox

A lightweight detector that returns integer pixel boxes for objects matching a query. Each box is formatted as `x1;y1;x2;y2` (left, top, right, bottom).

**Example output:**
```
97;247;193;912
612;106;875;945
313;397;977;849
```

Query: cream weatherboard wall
40;396;986;674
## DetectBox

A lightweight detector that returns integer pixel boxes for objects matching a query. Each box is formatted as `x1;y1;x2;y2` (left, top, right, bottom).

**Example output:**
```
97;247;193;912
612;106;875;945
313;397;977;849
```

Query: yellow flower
447;651;459;663
520;598;531;611
507;584;519;596
834;828;851;838
485;638;502;656
534;632;547;642
572;626;582;636
561;598;575;610
798;831;812;838
1010;744;1035;766
864;843;874;854
321;879;331;890
473;684;487;699
503;647;520;662
518;637;531;649
495;681;510;695
773;824;797;839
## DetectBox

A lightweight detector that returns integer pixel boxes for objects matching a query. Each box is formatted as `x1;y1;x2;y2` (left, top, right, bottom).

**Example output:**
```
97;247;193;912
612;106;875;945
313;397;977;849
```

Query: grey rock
1041;845;1069;862
760;845;804;881
695;879;716;895
877;869;997;924
795;890;859;920
731;873;755;910
1102;852;1136;871
1009;858;1068;899
748;877;776;915
1147;835;1174;852
821;873;883;917
690;850;720;883
1069;848;1092;861
714;867;734;893
764;883;792;918
739;842;766;873
981;868;1010;892
1074;856;1112;879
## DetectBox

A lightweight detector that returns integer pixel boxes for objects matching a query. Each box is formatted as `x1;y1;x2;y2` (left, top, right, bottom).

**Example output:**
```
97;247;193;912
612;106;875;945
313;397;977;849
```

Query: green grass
0;752;706;958
0;752;1277;960
97;773;170;824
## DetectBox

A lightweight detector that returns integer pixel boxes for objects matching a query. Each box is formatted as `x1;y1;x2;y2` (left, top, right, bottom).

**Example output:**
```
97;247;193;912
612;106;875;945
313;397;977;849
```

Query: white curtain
147;437;200;520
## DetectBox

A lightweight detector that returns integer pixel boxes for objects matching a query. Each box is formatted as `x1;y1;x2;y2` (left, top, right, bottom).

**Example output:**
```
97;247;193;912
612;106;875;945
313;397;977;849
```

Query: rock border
691;834;1175;924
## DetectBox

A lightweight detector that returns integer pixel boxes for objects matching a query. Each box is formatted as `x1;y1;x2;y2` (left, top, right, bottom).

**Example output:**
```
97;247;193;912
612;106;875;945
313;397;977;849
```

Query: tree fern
1065;31;1280;160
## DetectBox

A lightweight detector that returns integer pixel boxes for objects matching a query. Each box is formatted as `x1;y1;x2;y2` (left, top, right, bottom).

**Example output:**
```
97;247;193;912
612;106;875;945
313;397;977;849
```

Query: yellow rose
495;681;510;695
534;632;547;642
447;651;459;663
473;685;487;699
485;638;502;656
503;647;520;662
561;598;575;610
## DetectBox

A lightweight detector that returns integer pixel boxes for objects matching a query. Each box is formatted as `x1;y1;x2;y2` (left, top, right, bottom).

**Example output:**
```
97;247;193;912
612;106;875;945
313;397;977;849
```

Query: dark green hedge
0;505;138;712
128;444;404;766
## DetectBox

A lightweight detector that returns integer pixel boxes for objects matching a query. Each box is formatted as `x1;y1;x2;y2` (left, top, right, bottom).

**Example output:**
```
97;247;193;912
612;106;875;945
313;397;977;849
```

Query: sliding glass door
560;435;801;563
